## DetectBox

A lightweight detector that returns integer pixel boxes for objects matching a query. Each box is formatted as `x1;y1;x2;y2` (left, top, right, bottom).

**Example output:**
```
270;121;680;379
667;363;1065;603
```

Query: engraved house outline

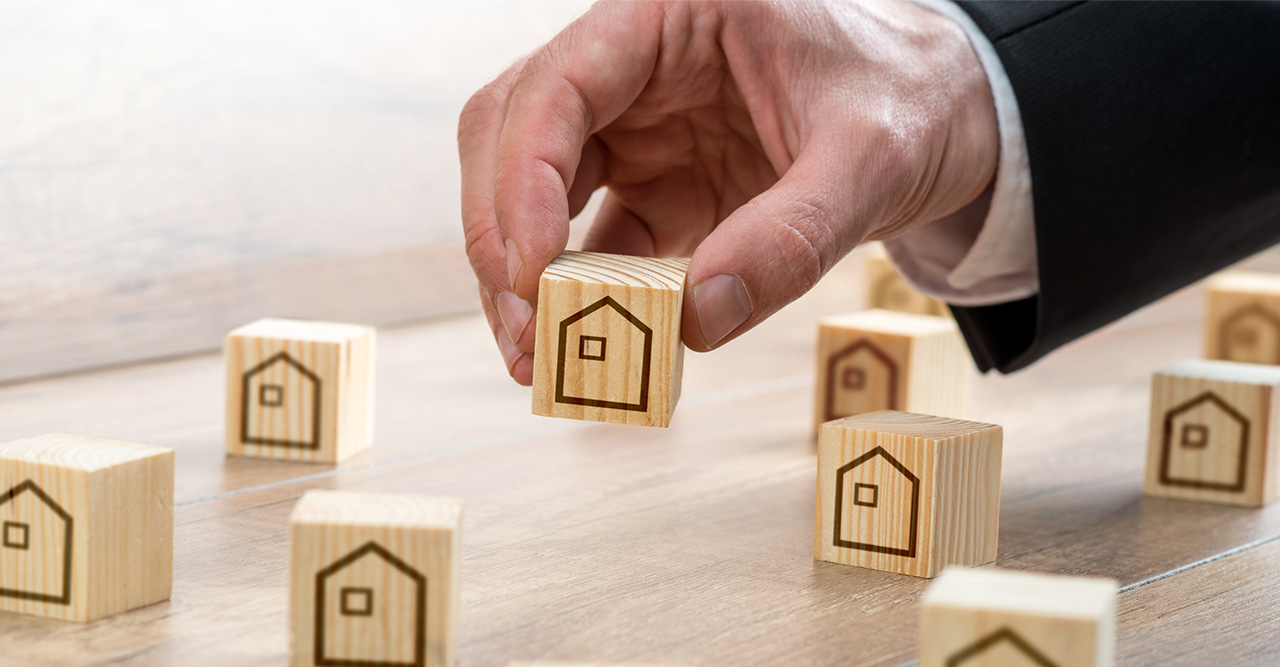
1219;304;1280;365
0;479;73;605
833;446;920;558
946;627;1059;667
825;339;899;422
241;351;322;450
315;541;427;667
555;296;653;412
1160;391;1250;492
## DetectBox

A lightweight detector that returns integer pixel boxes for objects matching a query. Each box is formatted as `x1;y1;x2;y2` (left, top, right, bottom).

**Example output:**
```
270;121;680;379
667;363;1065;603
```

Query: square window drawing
1234;328;1259;348
578;335;607;361
3;521;29;550
339;586;373;616
853;482;879;508
1181;423;1209;449
842;367;866;391
259;383;284;407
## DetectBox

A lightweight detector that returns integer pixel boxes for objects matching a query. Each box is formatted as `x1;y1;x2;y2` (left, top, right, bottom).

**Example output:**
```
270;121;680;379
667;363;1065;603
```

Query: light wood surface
0;257;1279;663
0;0;597;384
1143;359;1280;507
815;412;1001;578
920;568;1116;667
532;252;689;428
865;246;950;318
814;310;968;434
1204;271;1280;365
0;434;173;623
225;318;376;464
289;491;461;667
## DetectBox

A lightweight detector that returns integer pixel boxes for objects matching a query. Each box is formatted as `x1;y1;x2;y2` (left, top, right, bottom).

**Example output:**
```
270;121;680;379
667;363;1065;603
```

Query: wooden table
1;255;1278;666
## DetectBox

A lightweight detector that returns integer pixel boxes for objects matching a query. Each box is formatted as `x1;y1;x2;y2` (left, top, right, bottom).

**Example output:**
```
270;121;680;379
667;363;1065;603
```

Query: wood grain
864;245;949;318
1204;271;1280;365
289;491;461;667
814;310;968;434
532;252;689;428
1143;359;1280;507
0;434;173;623
0;257;1279;663
0;0;597;383
225;318;376;464
921;568;1116;667
815;412;1002;578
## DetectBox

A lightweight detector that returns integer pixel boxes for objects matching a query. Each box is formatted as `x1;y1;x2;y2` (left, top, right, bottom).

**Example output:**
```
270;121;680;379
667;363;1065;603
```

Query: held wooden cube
921;568;1117;667
532;251;689;428
865;245;949;317
1144;359;1280;507
0;434;174;622
1205;271;1280;366
290;491;462;667
815;411;1002;578
226;318;375;463
814;310;967;434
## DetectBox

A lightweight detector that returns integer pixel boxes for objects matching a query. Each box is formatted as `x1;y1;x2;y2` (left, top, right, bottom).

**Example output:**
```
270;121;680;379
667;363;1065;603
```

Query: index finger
492;0;668;299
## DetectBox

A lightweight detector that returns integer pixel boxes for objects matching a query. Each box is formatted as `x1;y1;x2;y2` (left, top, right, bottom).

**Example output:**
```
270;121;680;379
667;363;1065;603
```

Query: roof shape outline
241;351;323;450
1220;303;1280;363
555;296;653;412
825;338;899;421
315;540;427;667
1160;391;1250;492
833;446;920;558
946;627;1058;667
0;479;74;605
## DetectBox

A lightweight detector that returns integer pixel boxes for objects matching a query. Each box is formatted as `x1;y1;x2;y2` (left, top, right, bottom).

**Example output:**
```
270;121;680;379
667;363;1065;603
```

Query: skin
458;0;998;385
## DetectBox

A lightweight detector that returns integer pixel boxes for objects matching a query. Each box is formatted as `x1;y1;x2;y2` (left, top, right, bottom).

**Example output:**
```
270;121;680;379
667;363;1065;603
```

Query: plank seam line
886;530;1280;667
175;372;814;508
1117;529;1280;593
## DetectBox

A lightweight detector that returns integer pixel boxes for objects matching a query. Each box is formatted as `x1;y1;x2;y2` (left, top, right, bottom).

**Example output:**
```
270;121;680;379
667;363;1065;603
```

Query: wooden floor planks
1;255;1279;665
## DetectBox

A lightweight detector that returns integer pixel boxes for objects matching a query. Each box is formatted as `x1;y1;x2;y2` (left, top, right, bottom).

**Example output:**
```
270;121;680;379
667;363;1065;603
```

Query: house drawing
1219;304;1280;365
555;296;653;412
315;541;426;667
241;351;322;449
824;338;899;422
946;627;1058;667
1160;391;1250;492
0;479;73;605
833;446;919;558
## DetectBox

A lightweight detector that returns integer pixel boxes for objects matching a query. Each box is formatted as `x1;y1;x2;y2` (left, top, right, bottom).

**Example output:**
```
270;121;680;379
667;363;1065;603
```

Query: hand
459;0;997;385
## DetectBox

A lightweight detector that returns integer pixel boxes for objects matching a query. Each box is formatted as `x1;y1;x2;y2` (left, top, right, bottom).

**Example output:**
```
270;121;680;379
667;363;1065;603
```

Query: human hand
459;0;997;385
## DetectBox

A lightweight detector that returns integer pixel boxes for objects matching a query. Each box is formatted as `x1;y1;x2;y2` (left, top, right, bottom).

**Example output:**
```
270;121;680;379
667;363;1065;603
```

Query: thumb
682;143;879;351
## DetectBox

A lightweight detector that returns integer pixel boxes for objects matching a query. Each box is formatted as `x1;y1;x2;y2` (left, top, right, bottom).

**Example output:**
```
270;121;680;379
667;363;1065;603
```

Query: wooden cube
1144;359;1280;507
225;318;375;463
0;433;173;622
921;568;1117;667
1205;271;1280;366
290;491;462;667
865;245;949;317
531;251;689;428
814;310;967;434
814;411;1001;578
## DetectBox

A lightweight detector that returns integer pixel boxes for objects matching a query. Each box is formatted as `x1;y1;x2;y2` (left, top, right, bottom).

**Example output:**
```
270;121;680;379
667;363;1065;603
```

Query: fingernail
505;237;523;288
496;327;525;374
694;274;753;347
496;291;533;345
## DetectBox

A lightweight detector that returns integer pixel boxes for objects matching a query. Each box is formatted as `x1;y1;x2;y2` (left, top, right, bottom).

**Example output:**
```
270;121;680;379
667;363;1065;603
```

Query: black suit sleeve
947;1;1280;372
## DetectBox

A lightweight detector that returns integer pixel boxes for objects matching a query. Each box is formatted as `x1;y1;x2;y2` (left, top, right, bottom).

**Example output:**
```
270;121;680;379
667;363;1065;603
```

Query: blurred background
0;0;594;382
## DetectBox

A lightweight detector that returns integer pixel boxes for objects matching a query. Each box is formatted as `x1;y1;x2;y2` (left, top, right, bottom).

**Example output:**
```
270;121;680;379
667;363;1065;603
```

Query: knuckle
458;86;503;142
770;197;838;300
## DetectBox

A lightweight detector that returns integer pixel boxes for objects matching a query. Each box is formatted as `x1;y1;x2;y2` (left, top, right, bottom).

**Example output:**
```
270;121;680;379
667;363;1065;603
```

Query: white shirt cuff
886;0;1039;307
